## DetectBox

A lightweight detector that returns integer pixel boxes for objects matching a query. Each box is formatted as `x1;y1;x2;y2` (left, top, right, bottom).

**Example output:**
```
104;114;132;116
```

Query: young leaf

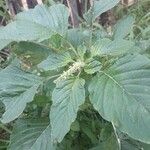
0;60;42;123
91;38;111;56
66;29;92;48
50;77;85;142
84;58;101;74
89;54;150;143
84;0;120;23
76;45;87;60
8;119;56;150
114;15;135;39
91;38;135;56
0;4;69;51
38;52;73;71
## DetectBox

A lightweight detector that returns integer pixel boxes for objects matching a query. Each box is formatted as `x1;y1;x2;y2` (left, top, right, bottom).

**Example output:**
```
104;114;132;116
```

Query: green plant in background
0;0;6;18
0;0;10;24
0;0;150;149
115;0;150;42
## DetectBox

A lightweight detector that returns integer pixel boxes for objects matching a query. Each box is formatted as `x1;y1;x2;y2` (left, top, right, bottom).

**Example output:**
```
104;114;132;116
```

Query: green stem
45;74;61;82
112;123;121;150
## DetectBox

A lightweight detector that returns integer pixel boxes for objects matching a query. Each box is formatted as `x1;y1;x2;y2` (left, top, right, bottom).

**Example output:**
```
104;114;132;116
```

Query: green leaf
114;15;135;39
0;10;5;16
90;124;120;150
114;16;135;39
84;0;120;23
90;134;119;150
32;94;50;107
0;60;42;123
120;136;150;150
141;143;150;150
91;38;111;56
70;120;80;132
0;39;12;51
81;124;98;144
84;58;101;74
0;4;69;51
66;29;92;48
50;77;85;142
121;140;141;150
91;38;135;56
76;45;87;60
38;52;72;71
8;119;56;150
89;54;150;143
15;42;51;66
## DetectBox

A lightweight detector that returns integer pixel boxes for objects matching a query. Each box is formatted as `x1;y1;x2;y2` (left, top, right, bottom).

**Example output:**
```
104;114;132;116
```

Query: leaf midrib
99;71;150;114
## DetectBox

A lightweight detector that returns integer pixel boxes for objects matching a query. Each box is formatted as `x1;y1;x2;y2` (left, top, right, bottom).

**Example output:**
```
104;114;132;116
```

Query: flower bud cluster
54;60;85;84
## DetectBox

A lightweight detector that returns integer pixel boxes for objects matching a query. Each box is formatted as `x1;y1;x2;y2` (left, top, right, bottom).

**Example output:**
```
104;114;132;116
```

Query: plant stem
112;123;121;150
45;74;61;81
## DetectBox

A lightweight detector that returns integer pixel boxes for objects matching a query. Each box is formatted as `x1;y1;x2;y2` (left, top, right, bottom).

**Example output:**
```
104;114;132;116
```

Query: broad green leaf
44;34;68;50
93;28;109;41
66;29;92;48
84;0;120;23
114;15;135;39
0;4;69;51
15;42;51;66
91;38;111;56
0;39;12;51
8;119;56;150
38;52;72;71
0;60;42;123
91;38;135;56
89;54;150;143
50;77;85;142
84;58;101;74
